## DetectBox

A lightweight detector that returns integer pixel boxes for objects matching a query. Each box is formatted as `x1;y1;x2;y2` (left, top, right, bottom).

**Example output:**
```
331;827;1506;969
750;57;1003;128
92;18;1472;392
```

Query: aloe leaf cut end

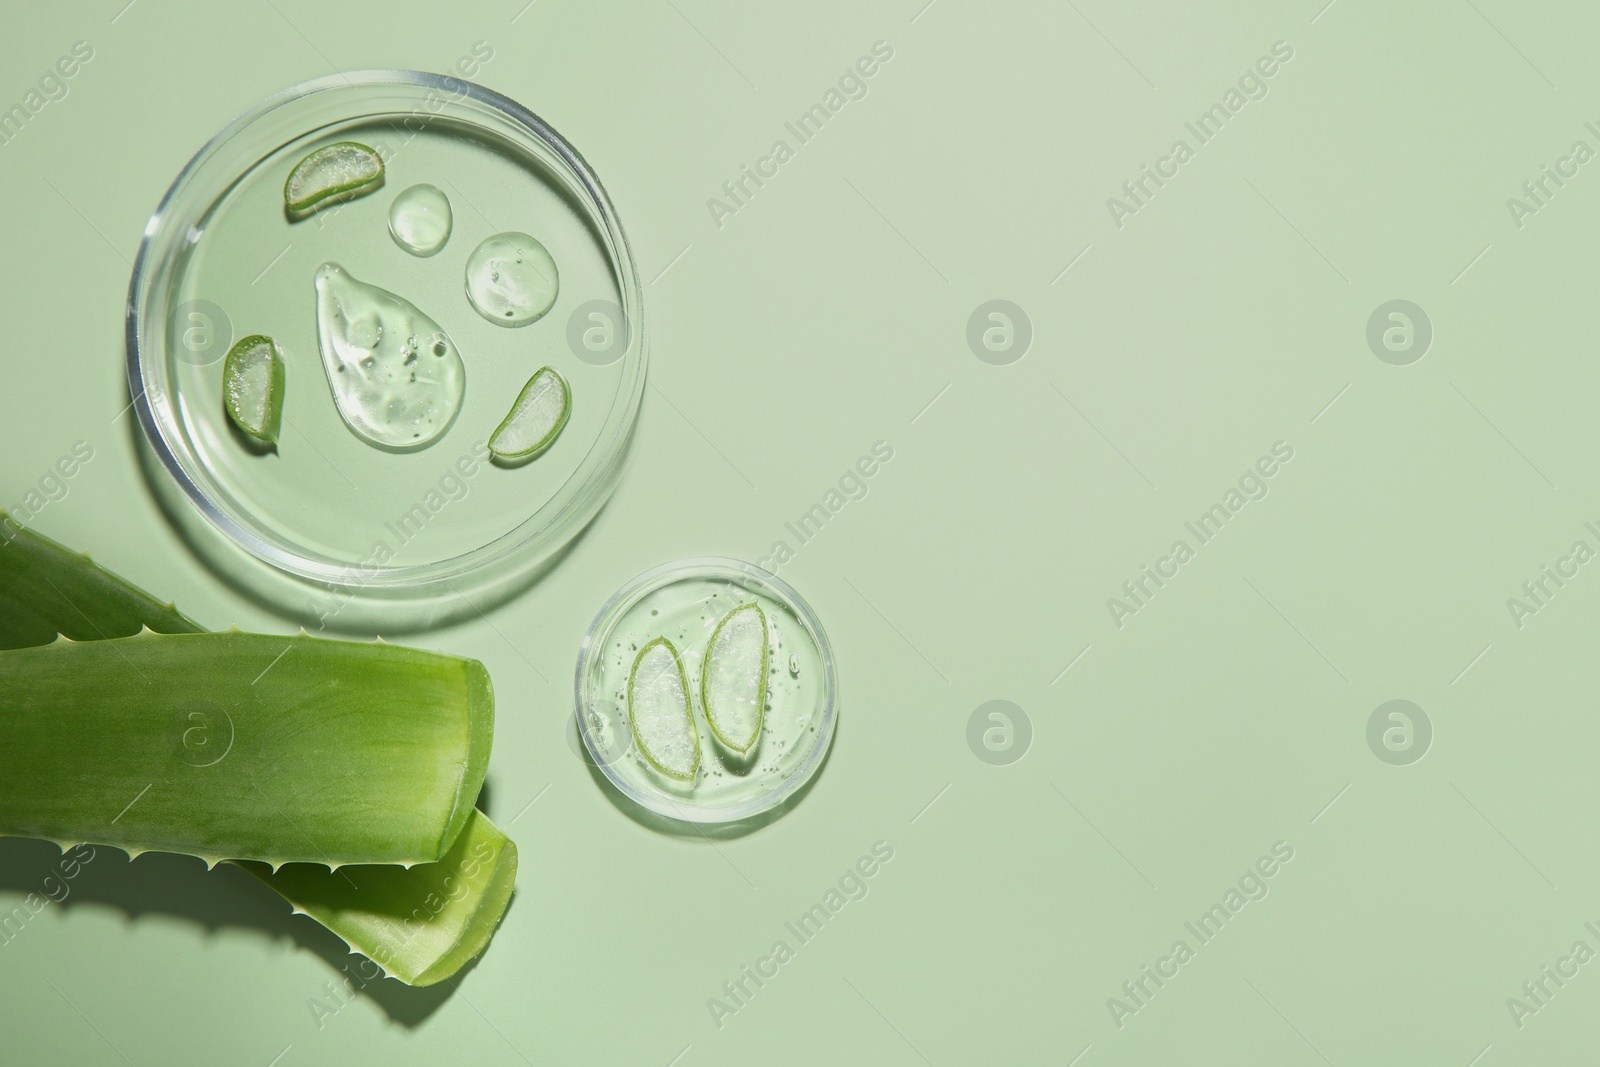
0;631;494;868
0;521;515;984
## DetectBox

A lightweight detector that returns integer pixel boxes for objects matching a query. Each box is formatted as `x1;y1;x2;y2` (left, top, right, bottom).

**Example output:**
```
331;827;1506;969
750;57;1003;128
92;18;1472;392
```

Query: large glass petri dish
127;70;645;596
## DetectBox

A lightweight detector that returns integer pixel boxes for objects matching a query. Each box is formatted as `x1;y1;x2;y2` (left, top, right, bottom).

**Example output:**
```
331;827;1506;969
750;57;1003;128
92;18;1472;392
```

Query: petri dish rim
126;69;646;594
575;557;839;825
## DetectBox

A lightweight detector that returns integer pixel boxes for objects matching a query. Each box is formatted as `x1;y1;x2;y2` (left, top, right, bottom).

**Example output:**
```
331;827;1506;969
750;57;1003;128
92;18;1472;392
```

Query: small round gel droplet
388;184;452;256
465;231;559;326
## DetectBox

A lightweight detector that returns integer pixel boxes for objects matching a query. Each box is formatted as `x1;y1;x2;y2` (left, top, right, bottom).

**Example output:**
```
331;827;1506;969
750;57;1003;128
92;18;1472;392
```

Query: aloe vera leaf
251;810;516;986
0;520;516;984
0;630;492;867
240;807;516;985
0;511;201;647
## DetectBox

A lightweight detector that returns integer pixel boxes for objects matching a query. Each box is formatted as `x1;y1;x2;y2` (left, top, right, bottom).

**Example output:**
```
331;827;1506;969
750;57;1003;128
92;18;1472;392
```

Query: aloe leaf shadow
0;836;505;1026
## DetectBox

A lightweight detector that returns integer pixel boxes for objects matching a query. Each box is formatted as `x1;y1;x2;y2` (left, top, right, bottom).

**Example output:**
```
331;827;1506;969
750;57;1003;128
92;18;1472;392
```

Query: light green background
2;0;1597;1063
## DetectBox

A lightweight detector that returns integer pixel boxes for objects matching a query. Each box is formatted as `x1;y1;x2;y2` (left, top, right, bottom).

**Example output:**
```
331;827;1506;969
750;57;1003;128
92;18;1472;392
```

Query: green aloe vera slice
700;602;767;754
284;141;384;217
488;367;569;462
222;334;285;444
0;630;492;868
0;518;516;985
627;637;699;781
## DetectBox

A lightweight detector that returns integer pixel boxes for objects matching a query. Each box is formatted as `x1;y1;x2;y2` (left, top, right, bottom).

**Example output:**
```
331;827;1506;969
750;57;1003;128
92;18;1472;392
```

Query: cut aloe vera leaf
284;141;384;217
488;367;569;461
627;637;699;781
700;602;767;754
241;808;516;986
0;630;493;868
0;520;512;986
222;334;285;444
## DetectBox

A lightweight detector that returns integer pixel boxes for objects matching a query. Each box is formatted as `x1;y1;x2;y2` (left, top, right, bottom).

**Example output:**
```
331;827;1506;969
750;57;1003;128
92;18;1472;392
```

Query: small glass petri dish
576;559;838;824
126;70;645;597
